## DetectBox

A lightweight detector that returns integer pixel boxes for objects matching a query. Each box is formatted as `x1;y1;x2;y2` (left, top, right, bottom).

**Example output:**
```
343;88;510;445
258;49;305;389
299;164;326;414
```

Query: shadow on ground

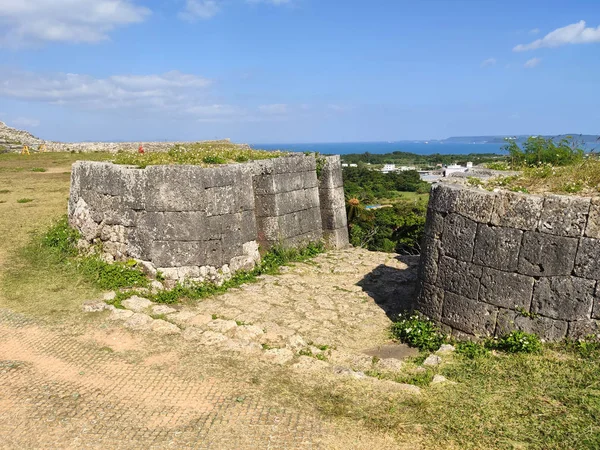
356;255;420;321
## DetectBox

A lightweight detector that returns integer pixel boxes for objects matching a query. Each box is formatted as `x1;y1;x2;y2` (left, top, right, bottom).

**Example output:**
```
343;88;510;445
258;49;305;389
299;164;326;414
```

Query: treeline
343;167;430;202
342;151;505;167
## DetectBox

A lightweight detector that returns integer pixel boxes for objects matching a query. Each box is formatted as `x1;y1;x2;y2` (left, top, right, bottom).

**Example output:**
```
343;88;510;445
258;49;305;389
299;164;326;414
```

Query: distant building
342;163;349;167
400;166;417;171
381;164;396;173
349;163;357;167
444;163;469;177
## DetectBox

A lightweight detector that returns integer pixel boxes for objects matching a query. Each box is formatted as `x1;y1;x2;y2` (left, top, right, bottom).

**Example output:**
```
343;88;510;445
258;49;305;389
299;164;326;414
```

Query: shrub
503;136;584;168
390;312;447;352
491;331;542;354
455;341;490;359
42;216;80;257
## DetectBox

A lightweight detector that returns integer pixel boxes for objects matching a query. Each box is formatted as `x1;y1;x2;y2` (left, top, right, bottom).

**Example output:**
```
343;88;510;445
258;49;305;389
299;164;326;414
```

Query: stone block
441;292;497;336
567;320;600;339
255;188;319;217
452;187;496;223
479;267;534;310
300;207;324;234
441;213;477;262
496;309;568;340
491;191;544;230
436;256;482;300
428;183;460;213
423;208;445;238
574;237;600;279
585;197;600;238
415;282;444;321
137;211;207;241
517;231;578;276
254;171;312;195
539;194;590;237
320;207;347;230
271;155;316;174
323;227;349;249
318;156;344;189
417;236;440;284
593;284;600;320
319;187;346;210
531;277;594;320
205;185;239;216
473;224;522;271
144;165;206;212
150;240;223;267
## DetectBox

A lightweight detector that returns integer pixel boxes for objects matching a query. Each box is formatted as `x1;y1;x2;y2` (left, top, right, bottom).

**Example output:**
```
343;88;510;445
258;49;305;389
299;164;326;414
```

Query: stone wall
416;183;600;341
69;155;348;283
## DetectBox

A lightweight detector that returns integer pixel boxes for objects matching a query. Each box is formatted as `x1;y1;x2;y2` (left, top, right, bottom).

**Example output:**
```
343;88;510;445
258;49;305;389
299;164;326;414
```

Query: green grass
17;198;33;203
31;167;47;172
112;141;285;168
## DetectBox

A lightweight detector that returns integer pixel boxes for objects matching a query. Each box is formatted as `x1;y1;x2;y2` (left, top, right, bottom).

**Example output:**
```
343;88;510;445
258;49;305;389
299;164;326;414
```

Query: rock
291;356;330;371
286;334;308;351
431;374;455;385
151;319;181;335
232;325;265;342
124;313;153;331
122;295;153;313
423;355;442;366
151;305;177;315
182;327;204;341
187;314;213;327
262;348;294;365
375;379;422;395
436;344;456;354
206;319;238;333
333;366;367;379
199;331;228;346
220;339;262;355
377;358;404;372
82;300;109;313
150;280;164;292
109;309;134;321
168;310;199;325
102;291;116;301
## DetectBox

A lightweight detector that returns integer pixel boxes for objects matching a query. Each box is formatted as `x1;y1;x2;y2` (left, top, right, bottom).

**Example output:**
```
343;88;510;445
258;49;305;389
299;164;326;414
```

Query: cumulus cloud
524;57;541;68
179;0;220;21
514;20;600;51
0;0;150;47
481;58;497;67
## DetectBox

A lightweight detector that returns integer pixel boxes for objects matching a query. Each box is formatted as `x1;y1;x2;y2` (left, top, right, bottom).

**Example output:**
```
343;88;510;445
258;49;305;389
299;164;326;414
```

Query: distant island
428;134;600;145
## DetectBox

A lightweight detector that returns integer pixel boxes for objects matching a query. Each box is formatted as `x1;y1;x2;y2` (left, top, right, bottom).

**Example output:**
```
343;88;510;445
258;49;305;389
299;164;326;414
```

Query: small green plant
17;198;33;203
564;336;600;358
155;270;166;282
455;341;490;359
485;161;510;171
31;167;47;172
466;176;483;187
515;306;539;319
491;331;542;354
0;189;10;194
390;312;447;352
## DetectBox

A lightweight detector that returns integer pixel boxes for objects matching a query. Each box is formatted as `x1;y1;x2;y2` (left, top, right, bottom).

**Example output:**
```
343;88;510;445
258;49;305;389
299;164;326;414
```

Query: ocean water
251;142;506;155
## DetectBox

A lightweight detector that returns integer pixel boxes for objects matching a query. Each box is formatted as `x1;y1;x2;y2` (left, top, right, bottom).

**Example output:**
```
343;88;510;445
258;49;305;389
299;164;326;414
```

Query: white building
444;164;468;177
381;164;396;173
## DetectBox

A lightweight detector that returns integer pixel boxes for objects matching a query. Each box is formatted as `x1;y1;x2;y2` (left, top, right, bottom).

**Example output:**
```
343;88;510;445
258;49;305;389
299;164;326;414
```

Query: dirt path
0;249;420;449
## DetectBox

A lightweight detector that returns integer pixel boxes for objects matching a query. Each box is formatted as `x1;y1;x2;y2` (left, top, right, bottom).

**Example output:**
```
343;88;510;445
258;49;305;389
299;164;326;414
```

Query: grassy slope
1;152;600;449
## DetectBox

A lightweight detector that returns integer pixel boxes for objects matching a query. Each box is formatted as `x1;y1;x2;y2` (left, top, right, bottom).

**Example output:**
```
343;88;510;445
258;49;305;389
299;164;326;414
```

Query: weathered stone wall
69;155;348;283
416;183;600;341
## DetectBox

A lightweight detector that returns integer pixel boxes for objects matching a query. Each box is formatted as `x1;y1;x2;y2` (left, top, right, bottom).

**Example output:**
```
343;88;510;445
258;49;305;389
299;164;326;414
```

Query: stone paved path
0;249;419;449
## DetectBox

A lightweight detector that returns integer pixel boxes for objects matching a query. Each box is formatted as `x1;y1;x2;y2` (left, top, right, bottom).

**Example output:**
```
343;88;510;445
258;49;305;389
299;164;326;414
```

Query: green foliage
343;167;430;202
466;176;483;187
490;331;542;354
112;141;283;168
390;312;447;352
455;341;490;359
17;198;33;203
31;167;47;172
342;150;505;168
485;161;511;170
503;136;584;168
563;337;600;359
40;216;148;291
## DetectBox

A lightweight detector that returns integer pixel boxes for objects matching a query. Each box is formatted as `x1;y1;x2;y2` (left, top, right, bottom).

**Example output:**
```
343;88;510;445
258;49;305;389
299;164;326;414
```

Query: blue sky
1;0;599;143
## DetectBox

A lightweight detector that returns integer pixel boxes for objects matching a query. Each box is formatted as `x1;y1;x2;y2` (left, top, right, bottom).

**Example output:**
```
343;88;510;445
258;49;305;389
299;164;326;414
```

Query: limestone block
531;277;594;320
452;187;496;223
491;191;544;230
122;295;153;313
415;282;445;321
479;267;534;310
271;155;316;175
574;237;600;279
319;187;346;210
417;236;440;284
441;292;498;336
429;183;460;213
255;189;317;217
423;208;445;238
441;213;477;262
150;240;223;267
496;309;568;340
124;313;153;331
320;207;347;230
585;197;600;238
144;165;207;212
323;227;349;249
201;165;243;188
517;231;578;276
567;320;600;339
436;257;482;300
151;320;181;335
254;171;310;195
137;211;206;241
318;155;344;190
538;194;590;237
473;224;523;271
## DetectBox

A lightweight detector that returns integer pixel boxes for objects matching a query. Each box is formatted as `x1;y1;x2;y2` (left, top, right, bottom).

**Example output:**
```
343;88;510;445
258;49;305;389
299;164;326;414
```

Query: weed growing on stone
390;312;448;352
112;141;284;168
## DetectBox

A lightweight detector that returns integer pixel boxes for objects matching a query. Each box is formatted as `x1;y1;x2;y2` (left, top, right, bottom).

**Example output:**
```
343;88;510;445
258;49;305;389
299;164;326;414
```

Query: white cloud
179;0;220;21
524;57;541;68
10;117;40;128
514;20;600;51
258;104;288;114
481;58;497;67
529;28;540;35
0;0;150;47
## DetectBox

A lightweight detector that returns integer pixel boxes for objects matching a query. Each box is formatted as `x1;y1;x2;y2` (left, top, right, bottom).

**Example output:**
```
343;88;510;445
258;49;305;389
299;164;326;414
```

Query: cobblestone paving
0;249;419;449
